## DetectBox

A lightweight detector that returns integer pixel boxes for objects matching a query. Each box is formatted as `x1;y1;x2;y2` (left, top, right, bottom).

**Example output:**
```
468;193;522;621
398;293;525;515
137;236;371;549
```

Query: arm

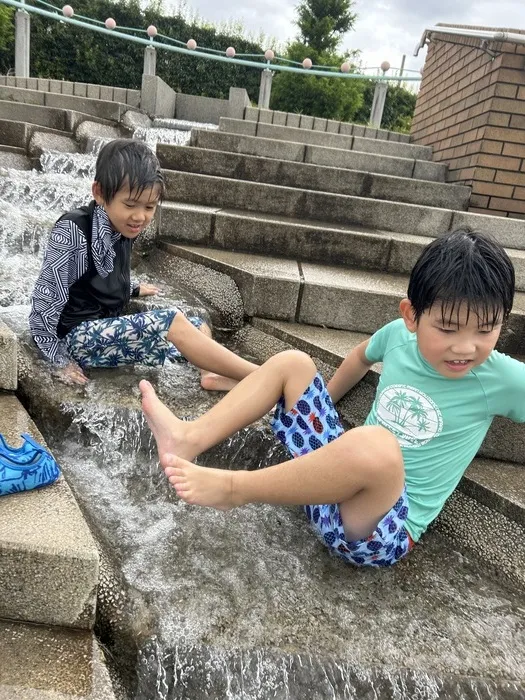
29;219;88;382
327;340;373;404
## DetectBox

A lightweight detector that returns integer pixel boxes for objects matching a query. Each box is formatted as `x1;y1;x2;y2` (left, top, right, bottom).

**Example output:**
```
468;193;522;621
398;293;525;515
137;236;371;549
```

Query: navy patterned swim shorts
271;372;414;567
65;309;203;369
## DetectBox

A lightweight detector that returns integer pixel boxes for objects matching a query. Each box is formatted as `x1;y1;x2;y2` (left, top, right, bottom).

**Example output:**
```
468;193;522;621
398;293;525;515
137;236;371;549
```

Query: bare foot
200;372;239;392
139;380;199;463
164;455;244;510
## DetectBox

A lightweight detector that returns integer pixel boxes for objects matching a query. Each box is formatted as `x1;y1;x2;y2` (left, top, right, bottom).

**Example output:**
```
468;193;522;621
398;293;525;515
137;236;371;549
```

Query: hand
58;361;89;386
138;283;161;297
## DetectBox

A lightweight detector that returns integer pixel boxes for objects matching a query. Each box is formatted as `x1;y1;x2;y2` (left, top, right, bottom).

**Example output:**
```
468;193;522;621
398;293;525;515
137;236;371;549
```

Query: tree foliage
0;5;15;74
354;80;417;132
271;43;362;120
297;0;357;54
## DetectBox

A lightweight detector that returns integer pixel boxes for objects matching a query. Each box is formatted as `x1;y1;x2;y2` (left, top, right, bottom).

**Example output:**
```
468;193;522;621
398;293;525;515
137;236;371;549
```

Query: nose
450;339;476;356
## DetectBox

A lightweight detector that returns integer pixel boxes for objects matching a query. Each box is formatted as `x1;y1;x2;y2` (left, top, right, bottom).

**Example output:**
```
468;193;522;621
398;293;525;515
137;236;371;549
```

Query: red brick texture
411;25;525;217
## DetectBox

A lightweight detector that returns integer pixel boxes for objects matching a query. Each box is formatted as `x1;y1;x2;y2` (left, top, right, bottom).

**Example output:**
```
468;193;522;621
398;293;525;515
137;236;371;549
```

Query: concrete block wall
0;75;140;107
411;24;525;218
244;105;410;143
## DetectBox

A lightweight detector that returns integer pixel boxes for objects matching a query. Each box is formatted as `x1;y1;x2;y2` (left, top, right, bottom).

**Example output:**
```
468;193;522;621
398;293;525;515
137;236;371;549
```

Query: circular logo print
376;384;443;448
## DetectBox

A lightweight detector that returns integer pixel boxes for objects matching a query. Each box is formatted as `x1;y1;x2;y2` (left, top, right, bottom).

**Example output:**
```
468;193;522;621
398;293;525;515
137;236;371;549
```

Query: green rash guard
364;318;525;541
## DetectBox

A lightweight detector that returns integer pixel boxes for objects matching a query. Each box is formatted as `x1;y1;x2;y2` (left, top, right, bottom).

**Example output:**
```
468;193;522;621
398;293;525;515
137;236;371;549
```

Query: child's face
400;299;502;379
92;182;160;238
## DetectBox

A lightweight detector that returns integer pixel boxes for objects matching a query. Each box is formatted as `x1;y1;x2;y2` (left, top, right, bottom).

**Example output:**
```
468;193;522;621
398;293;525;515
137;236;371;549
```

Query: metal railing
1;0;421;82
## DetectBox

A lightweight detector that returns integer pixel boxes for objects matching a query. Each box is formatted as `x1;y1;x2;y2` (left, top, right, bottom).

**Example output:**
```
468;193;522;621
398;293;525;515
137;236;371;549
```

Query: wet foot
139;380;199;463
164;456;244;510
200;372;239;392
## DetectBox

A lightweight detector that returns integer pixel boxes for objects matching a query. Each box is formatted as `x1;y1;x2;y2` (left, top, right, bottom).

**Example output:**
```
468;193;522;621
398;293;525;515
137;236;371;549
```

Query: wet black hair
407;229;515;326
94;139;165;202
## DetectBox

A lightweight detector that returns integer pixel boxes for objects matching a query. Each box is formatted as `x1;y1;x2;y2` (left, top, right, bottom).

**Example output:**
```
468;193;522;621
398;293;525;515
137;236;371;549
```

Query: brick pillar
412;24;525;218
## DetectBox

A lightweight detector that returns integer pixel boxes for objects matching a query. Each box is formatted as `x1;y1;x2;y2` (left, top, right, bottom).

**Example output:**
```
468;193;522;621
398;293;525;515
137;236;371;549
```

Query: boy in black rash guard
29;139;257;388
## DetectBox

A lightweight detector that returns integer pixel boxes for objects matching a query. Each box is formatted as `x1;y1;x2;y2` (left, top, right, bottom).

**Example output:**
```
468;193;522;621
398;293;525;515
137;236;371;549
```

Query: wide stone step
0;393;99;628
0;620;117;699
157;144;469;210
0;118;75;150
220;116;434;161
159;203;525;291
0;84;128;122
191;127;447;182
0;99;71;131
163;170;461;238
0;145;30;170
159;243;525;347
248;318;525;472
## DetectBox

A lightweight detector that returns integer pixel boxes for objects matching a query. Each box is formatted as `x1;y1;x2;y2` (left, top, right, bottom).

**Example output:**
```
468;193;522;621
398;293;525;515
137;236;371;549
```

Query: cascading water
2;121;524;700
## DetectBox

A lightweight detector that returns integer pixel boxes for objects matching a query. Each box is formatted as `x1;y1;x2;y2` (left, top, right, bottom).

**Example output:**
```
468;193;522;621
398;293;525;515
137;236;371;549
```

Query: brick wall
411;25;525;218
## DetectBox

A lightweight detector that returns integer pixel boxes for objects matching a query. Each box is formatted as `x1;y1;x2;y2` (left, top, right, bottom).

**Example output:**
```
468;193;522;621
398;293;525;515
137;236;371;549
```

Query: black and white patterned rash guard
29;204;139;366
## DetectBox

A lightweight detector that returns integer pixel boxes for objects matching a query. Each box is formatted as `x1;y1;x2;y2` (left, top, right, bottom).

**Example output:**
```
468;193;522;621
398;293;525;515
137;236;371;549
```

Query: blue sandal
0;435;61;496
0;433;49;464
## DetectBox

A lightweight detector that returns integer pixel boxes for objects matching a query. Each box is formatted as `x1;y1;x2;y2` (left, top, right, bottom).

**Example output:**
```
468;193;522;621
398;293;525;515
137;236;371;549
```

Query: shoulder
479;350;525;384
48;217;87;249
366;318;413;361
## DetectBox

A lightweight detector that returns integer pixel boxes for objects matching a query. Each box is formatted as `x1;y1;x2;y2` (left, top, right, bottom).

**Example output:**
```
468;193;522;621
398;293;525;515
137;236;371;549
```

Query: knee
339;425;404;481
268;350;316;374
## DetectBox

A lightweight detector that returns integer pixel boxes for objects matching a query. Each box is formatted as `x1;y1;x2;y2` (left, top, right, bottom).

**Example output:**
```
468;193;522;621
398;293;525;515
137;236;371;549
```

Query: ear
400;298;418;333
92;181;104;205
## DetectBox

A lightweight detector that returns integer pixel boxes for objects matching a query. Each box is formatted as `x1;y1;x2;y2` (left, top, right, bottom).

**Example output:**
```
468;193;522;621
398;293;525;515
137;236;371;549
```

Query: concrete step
0;393;99;628
159;243;525;345
159;203;525;292
163;170;461;240
157;144;470;210
0;119;76;151
0;146;30;170
219;116;434;161
248;318;525;471
246;106;411;143
0;99;72;131
0;620;117;699
192;127;447;182
0;84;129;122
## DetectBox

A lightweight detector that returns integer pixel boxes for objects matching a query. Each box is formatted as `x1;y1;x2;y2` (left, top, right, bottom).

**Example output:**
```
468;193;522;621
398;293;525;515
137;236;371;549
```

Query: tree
297;0;357;53
0;5;15;74
271;43;363;120
353;80;417;133
271;0;361;120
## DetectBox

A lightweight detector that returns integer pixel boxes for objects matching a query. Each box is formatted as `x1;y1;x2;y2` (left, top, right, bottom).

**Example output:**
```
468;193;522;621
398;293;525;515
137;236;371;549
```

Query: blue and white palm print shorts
271;373;414;568
65;309;203;369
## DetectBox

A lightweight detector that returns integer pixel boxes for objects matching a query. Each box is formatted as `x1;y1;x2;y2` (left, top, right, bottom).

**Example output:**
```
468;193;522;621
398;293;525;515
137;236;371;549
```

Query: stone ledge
0;320;17;390
0;620;117;699
0;394;99;628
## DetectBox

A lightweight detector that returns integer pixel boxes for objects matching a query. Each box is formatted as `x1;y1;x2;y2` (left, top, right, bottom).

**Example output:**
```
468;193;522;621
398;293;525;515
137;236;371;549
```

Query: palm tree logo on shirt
377;385;443;447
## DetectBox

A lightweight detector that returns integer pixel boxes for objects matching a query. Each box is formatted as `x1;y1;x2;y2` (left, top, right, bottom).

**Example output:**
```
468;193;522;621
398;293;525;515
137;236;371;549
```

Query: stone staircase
0;93;523;698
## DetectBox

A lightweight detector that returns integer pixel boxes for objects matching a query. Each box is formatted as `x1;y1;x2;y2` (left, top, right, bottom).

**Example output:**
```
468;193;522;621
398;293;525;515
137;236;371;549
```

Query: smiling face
92;180;161;239
400;298;502;379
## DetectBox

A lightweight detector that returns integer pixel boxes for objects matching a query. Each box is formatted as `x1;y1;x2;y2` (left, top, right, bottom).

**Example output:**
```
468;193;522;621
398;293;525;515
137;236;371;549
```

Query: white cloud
171;0;525;74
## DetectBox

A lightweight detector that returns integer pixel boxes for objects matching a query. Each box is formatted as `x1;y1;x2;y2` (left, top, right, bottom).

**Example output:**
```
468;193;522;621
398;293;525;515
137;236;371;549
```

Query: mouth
444;359;473;372
127;224;143;233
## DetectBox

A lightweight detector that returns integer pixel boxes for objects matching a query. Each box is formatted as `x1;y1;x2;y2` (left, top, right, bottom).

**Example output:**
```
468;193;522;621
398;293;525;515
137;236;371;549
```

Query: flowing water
1;122;524;700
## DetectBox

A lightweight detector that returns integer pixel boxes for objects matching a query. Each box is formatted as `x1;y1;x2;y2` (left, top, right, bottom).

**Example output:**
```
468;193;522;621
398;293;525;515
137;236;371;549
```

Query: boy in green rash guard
139;230;524;567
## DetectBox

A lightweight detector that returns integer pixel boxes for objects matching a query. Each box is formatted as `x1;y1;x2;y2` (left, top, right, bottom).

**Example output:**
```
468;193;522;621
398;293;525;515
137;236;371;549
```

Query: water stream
1;122;524;700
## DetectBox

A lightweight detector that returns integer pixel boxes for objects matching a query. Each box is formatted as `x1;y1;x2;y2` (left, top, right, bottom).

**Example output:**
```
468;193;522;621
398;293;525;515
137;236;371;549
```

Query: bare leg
197;323;239;392
141;350;404;540
141;350;317;462
167;312;258;384
166;427;403;539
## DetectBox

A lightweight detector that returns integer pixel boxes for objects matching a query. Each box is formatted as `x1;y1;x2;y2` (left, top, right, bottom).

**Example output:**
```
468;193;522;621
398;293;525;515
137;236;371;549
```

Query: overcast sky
171;0;525;75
